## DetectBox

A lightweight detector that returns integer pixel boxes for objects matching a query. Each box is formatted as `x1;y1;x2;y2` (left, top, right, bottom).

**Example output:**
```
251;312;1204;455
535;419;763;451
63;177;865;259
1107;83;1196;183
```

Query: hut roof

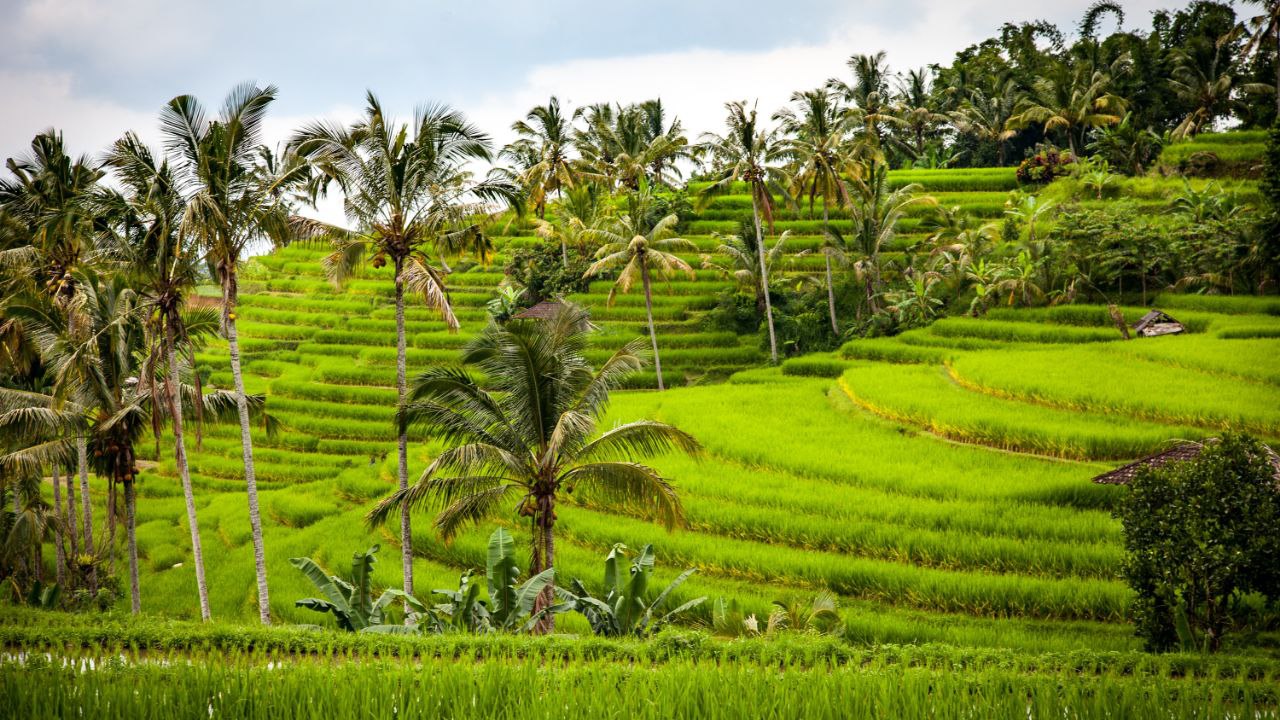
514;301;571;320
1092;440;1280;485
1133;309;1183;334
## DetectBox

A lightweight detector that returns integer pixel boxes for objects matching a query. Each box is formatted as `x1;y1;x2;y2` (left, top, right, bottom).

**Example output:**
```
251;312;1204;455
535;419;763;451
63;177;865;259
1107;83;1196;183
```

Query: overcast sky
2;0;1177;221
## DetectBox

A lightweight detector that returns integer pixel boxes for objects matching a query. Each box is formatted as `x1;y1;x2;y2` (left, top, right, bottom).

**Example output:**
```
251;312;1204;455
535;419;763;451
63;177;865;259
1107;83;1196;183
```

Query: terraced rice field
40;169;1266;666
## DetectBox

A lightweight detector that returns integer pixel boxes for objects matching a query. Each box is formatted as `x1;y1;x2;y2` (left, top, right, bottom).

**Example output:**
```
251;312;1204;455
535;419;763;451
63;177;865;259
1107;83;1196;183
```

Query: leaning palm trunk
52;465;66;587
222;274;271;624
822;200;837;335
167;326;212;621
640;261;665;391
393;257;414;596
77;437;95;593
750;195;778;363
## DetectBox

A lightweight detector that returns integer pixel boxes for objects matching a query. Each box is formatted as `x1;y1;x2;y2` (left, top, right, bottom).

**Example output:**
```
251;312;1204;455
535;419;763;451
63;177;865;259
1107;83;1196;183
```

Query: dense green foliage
1117;434;1280;652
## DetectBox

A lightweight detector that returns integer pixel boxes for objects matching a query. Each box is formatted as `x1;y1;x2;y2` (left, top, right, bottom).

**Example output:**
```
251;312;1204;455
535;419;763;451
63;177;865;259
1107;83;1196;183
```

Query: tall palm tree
367;304;701;633
1007;59;1130;155
161;83;312;624
584;194;695;391
502;97;577;218
774;89;854;334
2;270;250;615
99;132;215;621
844;162;932;315
292;92;513;596
0;129;104;588
697;101;786;363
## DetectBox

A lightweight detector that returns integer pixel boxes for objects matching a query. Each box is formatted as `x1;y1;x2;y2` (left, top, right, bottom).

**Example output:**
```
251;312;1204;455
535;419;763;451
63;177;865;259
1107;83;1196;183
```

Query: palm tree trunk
561;239;568;269
750;192;778;364
533;499;556;635
52;464;66;587
393;256;414;597
823;199;837;335
106;479;115;576
64;463;78;562
223;274;271;625
640;261;665;391
78;437;95;594
167;328;211;621
124;476;139;614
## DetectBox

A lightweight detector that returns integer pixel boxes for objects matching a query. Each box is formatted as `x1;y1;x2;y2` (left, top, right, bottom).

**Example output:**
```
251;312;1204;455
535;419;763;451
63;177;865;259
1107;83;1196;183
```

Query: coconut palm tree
584;193;696;391
1241;0;1280;115
774;89;854;333
1007;59;1130;155
502;97;578;218
367;304;701;633
161;83;312;624
845;162;932;314
1168;30;1271;140
697;101;786;363
98;132;215;621
950;77;1022;166
292;92;514;596
828;52;896;145
2;270;259;615
891;68;946;161
0;129;104;589
701;230;803;315
574;102;689;191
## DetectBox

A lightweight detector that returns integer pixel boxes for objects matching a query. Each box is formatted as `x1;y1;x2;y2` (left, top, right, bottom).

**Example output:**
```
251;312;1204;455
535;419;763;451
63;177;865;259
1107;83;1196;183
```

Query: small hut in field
1093;440;1280;485
1132;310;1185;338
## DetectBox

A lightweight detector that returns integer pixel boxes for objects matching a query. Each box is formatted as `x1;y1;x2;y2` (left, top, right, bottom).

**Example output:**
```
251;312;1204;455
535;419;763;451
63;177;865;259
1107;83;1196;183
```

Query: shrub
1116;434;1280;652
1016;147;1075;184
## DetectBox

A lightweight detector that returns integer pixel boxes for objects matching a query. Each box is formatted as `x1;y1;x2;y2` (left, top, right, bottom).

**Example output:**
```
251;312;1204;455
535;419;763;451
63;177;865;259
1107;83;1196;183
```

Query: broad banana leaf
512;567;556;622
641;567;698;630
289;556;353;612
486;527;519;626
348;545;379;629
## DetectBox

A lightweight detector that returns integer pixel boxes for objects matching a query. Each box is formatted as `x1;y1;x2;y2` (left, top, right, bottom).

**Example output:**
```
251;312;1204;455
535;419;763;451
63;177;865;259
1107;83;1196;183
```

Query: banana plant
429;527;566;634
290;545;423;632
564;543;704;637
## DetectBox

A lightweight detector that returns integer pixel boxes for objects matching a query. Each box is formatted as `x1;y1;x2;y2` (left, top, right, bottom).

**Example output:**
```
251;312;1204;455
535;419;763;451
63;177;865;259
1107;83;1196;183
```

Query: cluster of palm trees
1;86;311;622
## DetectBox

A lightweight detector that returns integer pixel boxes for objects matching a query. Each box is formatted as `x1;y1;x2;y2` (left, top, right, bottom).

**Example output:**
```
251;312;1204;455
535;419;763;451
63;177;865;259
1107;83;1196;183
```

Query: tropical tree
1168;30;1272;140
1007;59;1130;155
697;101;786;363
950;77;1023;165
563;542;705;637
98;132;215;620
292;92;513;597
367;304;702;633
0;130;102;584
891;68;946;160
161;83;312;624
574;102;689;191
1240;0;1280;115
502;97;577;218
584;194;696;391
701;230;800;317
843;162;932;314
774;89;854;333
828;52;896;144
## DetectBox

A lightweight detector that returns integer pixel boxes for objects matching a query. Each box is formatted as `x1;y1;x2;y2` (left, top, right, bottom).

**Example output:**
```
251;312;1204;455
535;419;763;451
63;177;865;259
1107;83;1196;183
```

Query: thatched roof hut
1133;310;1184;337
514;301;571;320
1093;440;1280;485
